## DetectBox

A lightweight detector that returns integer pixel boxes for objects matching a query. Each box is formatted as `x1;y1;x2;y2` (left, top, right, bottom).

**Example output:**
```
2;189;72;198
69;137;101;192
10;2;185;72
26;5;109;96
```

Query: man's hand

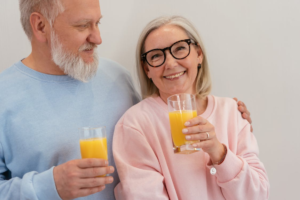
53;159;115;200
233;98;253;132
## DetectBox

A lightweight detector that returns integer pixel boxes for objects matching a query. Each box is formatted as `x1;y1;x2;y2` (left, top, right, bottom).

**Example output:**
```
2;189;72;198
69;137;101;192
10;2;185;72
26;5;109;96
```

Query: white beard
50;31;99;82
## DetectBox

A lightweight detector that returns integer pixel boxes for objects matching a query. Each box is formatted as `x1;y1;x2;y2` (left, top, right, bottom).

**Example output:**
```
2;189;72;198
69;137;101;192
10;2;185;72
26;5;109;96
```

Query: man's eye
79;24;88;28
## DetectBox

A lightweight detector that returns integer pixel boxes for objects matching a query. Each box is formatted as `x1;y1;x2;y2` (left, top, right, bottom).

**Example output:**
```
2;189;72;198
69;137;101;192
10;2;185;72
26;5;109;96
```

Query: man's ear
30;12;49;43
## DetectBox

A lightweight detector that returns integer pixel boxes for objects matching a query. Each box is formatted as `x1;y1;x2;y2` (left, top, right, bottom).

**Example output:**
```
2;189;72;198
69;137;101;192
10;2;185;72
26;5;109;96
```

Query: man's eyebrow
74;15;103;24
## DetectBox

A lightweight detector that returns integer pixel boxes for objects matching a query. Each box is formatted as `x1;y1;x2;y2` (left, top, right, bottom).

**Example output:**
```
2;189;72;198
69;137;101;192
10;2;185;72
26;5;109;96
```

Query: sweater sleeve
0;142;61;200
113;123;169;200
211;123;270;200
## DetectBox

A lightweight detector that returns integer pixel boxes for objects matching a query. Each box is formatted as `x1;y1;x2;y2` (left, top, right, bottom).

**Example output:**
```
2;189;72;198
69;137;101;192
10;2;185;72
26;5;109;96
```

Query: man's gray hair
19;0;65;40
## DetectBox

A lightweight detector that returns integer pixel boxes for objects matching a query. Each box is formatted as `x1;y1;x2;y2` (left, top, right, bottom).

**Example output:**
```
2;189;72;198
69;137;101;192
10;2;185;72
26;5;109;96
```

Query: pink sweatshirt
113;95;269;200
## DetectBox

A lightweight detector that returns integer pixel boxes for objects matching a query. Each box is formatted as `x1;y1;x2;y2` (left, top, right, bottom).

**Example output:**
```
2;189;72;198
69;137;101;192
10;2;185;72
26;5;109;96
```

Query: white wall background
1;0;300;199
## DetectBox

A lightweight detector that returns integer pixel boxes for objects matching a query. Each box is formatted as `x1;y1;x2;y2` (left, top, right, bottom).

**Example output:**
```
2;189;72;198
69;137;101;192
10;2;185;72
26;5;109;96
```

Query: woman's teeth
165;71;185;79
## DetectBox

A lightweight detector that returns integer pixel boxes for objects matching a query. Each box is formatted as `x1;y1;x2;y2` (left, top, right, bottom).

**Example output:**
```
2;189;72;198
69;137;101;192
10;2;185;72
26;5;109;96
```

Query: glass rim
79;126;106;130
80;126;107;140
167;93;196;102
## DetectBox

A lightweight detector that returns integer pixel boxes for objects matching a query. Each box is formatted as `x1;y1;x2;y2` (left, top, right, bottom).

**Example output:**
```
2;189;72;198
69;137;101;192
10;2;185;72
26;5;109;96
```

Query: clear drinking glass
167;94;201;154
80;127;108;160
79;127;108;176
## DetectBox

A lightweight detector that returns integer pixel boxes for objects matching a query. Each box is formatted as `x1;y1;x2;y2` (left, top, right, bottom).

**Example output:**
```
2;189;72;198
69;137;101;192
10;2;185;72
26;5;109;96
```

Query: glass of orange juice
167;94;200;154
80;127;108;176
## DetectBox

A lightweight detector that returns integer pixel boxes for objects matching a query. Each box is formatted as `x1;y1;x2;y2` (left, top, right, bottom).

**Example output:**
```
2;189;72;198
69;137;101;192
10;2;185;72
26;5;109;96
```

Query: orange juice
80;138;108;160
169;110;197;147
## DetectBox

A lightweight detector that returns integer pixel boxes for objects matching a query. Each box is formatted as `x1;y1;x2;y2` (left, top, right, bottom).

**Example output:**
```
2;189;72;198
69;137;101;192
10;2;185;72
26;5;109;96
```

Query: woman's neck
196;96;208;115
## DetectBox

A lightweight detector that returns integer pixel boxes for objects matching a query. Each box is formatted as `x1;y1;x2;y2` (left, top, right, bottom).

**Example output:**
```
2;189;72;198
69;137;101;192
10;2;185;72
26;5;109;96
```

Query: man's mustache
79;43;98;52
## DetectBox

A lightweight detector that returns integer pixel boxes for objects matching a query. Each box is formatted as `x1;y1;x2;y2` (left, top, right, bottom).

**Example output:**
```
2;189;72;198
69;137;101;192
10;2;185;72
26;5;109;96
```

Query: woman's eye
175;46;186;51
151;54;162;60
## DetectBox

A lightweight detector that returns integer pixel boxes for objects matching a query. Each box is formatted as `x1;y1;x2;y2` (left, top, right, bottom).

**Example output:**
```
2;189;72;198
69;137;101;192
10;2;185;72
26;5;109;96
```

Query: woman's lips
164;71;186;80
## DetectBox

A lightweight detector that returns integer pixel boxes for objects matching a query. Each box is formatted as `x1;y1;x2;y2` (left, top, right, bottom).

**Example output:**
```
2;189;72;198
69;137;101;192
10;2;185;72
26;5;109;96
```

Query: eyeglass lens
146;40;190;67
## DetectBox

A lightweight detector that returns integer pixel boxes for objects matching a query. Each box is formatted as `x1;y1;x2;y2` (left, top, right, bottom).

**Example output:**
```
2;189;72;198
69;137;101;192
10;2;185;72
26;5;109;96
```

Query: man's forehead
73;16;103;23
58;0;101;23
62;0;100;8
61;0;101;17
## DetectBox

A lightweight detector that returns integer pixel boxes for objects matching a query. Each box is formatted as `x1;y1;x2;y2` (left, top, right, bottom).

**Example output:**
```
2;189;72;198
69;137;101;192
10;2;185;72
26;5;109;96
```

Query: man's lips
82;49;94;55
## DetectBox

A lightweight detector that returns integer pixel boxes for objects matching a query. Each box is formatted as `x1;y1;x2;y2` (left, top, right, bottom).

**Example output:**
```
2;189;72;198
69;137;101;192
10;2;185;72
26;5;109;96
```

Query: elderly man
0;0;252;199
0;0;140;199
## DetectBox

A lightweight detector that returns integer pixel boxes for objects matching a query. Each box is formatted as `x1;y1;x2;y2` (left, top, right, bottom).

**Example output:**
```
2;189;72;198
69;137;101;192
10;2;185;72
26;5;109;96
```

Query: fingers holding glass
168;94;199;154
185;131;215;141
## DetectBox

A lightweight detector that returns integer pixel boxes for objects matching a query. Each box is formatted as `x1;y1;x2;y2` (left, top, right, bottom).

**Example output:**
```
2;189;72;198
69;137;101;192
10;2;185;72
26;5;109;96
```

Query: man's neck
22;48;65;75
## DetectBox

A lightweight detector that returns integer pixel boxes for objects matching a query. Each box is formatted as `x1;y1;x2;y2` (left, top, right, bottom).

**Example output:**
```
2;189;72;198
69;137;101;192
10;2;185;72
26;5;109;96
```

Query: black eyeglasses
141;39;198;68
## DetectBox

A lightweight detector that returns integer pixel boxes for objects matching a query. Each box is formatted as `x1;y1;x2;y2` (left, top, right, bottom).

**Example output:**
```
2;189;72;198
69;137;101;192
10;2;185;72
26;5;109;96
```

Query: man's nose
87;26;102;45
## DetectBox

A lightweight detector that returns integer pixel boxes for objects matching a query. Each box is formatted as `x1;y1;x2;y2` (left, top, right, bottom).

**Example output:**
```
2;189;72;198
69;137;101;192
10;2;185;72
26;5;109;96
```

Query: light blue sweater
0;58;140;200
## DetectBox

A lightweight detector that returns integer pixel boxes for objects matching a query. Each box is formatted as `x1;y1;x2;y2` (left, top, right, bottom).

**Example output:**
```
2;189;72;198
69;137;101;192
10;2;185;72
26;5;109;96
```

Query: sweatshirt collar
15;60;77;82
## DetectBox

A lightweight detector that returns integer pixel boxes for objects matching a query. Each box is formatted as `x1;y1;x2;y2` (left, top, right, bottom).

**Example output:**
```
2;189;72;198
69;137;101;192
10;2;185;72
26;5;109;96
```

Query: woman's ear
143;63;151;79
196;46;204;64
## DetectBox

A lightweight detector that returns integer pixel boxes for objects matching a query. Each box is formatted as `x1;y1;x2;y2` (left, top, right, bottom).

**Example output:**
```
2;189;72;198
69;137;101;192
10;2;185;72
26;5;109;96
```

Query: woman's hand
183;116;226;164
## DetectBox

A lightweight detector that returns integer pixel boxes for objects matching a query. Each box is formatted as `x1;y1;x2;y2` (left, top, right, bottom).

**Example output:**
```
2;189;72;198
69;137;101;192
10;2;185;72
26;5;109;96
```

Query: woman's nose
164;51;177;69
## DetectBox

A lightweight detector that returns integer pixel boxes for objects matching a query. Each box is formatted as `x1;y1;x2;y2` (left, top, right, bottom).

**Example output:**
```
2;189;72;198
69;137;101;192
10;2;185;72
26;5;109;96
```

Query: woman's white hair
136;16;212;99
19;0;65;40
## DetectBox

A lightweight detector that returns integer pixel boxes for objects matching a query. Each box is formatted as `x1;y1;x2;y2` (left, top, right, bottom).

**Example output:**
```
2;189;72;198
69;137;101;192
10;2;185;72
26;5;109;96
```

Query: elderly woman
113;16;269;200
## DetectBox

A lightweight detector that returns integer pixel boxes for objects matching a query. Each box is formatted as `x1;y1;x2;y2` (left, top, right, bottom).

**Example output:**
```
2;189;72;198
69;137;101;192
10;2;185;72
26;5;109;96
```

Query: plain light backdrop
1;0;300;199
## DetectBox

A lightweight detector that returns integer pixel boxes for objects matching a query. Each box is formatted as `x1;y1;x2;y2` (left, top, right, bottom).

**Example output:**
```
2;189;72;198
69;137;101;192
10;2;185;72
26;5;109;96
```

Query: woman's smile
164;71;186;80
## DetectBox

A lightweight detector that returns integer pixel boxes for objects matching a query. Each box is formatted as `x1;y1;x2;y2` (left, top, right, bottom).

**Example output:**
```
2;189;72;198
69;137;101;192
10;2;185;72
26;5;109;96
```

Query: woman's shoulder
210;95;242;115
116;96;165;127
210;95;249;129
213;96;237;108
